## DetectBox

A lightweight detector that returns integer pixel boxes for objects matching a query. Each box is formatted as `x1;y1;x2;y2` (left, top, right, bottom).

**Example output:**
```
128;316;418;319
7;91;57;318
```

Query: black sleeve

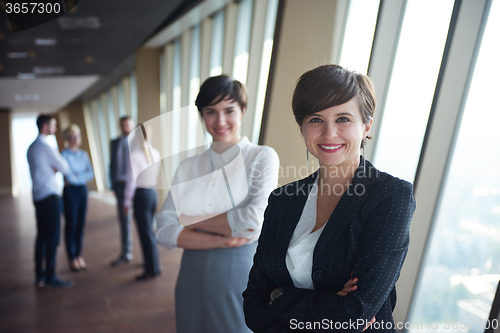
109;140;115;187
243;191;283;332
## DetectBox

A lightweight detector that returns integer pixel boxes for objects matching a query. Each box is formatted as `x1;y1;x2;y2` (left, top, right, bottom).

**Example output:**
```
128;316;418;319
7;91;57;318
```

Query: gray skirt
175;242;257;333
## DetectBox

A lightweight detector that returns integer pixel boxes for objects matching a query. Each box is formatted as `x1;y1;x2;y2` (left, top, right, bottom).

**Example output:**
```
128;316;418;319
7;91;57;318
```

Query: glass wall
89;99;106;189
130;72;138;124
117;82;127;117
11;115;43;194
171;39;182;170
159;0;280;154
96;99;111;188
251;0;279;143
210;10;225;77
106;91;118;139
187;24;201;157
372;0;455;183
232;0;253;83
83;73;135;190
409;1;500;329
338;0;380;74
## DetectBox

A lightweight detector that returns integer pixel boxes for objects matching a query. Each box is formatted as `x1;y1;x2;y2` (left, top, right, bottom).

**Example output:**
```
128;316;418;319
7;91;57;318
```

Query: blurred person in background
124;125;162;280
109;116;135;266
27;114;74;289
61;124;94;272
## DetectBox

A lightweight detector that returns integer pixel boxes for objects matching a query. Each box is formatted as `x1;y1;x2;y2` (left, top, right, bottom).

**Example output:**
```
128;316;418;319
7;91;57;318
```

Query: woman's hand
336;276;375;332
180;214;204;227
220;236;249;248
180;213;232;237
363;316;376;331
177;229;249;250
337;277;358;296
268;287;284;305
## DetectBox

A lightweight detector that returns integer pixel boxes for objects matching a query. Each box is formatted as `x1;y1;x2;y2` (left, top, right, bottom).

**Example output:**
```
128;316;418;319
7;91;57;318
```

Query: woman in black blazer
243;65;416;332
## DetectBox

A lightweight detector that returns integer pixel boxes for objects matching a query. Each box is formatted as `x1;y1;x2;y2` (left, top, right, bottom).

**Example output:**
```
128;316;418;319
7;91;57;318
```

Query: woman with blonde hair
61;124;94;272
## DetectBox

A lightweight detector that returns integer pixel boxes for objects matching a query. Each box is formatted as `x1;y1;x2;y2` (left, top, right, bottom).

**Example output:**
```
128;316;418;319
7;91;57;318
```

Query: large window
409;0;500;329
338;0;380;74
117;82;127;117
210;10;224;76
250;0;279;144
130;72;138;124
89;99;107;189
232;0;253;83
171;39;182;170
12;115;42;194
372;0;455;183
187;24;201;156
106;91;117;139
96;98;111;188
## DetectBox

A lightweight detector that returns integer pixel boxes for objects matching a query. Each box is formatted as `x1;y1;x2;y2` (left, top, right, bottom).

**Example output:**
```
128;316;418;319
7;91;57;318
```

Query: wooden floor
0;191;183;333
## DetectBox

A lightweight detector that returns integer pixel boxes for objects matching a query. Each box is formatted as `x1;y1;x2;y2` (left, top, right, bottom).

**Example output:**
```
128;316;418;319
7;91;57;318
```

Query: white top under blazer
285;177;326;290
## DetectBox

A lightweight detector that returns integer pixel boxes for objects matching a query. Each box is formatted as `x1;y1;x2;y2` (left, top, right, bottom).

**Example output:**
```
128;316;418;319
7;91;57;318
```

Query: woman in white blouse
156;75;280;333
124;125;162;280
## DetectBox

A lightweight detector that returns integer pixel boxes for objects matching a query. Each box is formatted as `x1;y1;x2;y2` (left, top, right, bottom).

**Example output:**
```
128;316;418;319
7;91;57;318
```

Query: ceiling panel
0;0;185;113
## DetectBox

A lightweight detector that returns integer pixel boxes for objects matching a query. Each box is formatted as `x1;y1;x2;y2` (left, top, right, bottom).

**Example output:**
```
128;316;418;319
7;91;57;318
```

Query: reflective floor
0;191;182;333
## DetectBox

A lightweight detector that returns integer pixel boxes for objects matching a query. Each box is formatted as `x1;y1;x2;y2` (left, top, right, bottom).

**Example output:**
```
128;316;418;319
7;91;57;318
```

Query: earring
306;149;310;175
361;139;367;173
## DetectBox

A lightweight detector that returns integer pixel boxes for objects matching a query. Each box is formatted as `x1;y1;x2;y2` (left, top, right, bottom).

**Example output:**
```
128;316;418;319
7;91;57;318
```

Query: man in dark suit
109;116;135;265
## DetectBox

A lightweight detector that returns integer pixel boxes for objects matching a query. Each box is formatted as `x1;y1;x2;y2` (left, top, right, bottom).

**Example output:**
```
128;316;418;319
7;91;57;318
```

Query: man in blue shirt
27;115;75;289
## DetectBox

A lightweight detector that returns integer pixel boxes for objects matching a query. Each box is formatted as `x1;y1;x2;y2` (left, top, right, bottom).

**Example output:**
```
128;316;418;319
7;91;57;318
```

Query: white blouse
124;146;162;207
156;136;280;249
286;177;326;290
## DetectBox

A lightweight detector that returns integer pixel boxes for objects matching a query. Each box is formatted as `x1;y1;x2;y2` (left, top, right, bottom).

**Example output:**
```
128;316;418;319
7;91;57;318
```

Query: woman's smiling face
301;99;372;169
201;96;244;144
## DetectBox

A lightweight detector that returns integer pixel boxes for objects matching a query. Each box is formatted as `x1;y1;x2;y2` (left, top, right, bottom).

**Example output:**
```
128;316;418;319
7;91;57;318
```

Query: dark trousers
34;195;61;282
63;185;88;260
134;188;161;274
113;182;132;257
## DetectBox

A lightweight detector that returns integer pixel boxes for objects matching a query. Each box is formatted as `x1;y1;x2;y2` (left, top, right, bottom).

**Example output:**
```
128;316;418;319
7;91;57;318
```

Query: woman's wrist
177;229;227;249
269;287;283;305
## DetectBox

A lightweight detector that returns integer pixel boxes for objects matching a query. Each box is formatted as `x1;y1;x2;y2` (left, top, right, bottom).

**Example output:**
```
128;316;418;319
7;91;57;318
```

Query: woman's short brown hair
195;75;248;115
292;65;376;130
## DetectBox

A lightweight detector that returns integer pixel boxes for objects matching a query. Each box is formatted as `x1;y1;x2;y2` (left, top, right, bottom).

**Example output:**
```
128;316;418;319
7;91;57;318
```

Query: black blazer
243;158;416;332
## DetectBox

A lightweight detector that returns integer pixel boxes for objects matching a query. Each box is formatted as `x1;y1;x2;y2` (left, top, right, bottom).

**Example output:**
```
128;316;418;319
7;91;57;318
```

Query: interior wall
134;47;164;207
135;48;161;125
262;0;339;185
0;110;13;196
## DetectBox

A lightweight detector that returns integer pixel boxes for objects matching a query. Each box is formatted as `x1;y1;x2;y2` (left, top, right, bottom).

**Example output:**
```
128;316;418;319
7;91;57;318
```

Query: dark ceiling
0;0;186;78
